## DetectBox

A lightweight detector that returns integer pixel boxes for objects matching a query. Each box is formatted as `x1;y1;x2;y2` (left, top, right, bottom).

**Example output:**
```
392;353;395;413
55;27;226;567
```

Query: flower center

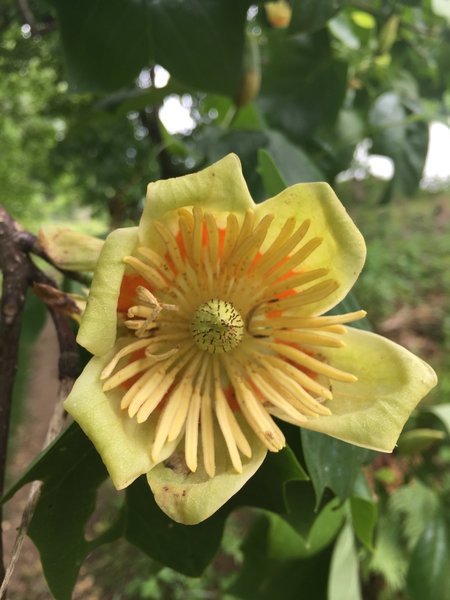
191;299;244;354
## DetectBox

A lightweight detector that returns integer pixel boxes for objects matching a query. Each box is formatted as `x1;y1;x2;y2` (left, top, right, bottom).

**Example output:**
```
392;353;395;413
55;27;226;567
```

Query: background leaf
47;0;250;95
406;514;450;600
328;521;362;600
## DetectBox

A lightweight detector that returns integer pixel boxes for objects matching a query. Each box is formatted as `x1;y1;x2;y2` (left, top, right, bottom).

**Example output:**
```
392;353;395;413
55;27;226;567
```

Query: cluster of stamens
100;207;365;477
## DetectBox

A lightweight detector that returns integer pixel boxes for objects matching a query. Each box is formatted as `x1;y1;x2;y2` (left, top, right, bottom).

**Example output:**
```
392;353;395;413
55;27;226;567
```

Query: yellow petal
139;154;255;245
300;327;437;451
64;351;178;490
147;425;267;524
77;227;138;356
255;182;366;316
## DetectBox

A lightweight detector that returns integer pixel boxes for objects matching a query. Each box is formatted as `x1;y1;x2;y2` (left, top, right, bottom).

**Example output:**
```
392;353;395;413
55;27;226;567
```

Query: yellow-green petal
147;430;267;525
37;225;104;272
64;352;177;489
301;327;437;451
139;154;255;244
255;183;366;315
77;227;138;356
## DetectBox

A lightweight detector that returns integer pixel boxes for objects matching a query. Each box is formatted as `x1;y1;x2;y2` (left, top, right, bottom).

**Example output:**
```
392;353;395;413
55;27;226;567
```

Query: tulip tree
1;1;450;599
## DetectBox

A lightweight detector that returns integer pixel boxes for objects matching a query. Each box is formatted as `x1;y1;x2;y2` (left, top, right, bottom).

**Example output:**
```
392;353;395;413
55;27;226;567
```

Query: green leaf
301;430;372;505
240;446;309;514
27;426;109;600
259;30;348;141
289;0;345;33
124;477;226;576
328;521;362;600
283;489;346;556
228;514;333;600
2;423;100;503
48;0;250;95
406;514;450;600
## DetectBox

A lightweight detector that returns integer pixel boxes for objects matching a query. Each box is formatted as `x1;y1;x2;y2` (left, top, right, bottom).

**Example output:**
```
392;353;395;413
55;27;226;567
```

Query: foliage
2;0;450;598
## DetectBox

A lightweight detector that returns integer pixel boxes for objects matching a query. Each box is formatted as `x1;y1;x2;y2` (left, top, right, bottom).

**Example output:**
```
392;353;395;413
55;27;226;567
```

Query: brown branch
0;206;80;598
0;207;35;592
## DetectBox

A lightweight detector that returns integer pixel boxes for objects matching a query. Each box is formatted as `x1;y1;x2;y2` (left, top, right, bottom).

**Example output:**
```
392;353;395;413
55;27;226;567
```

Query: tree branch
0;206;80;598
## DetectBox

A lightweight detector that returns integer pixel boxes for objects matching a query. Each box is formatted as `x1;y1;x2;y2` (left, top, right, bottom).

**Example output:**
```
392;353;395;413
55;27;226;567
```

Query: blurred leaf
350;497;377;551
428;404;450;436
350;474;377;550
204;128;323;202
328;521;362;600
125;477;226;576
370;514;408;591
264;130;324;184
301;430;372;505
369;92;429;197
389;480;441;550
406;514;450;600
48;0;250;96
259;30;348;141
397;427;446;455
258;149;287;196
289;0;345;33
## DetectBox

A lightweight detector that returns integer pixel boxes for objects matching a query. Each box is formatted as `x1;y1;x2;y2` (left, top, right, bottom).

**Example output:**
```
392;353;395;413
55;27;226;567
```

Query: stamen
191;206;204;266
201;367;216;477
220;213;240;263
102;356;156;391
261;354;333;400
123;256;166;289
264;311;366;329
253;219;311;274
264;237;323;282
100;338;153;380
268;268;330;296
213;358;252;459
255;360;331;416
267;280;339;311
250;371;309;423
269;329;345;348
204;212;220;270
153;221;186;273
260;341;357;383
224;357;285;452
185;358;210;472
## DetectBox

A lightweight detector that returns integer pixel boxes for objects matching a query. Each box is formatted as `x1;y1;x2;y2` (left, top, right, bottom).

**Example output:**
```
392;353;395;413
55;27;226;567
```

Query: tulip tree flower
64;154;437;525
